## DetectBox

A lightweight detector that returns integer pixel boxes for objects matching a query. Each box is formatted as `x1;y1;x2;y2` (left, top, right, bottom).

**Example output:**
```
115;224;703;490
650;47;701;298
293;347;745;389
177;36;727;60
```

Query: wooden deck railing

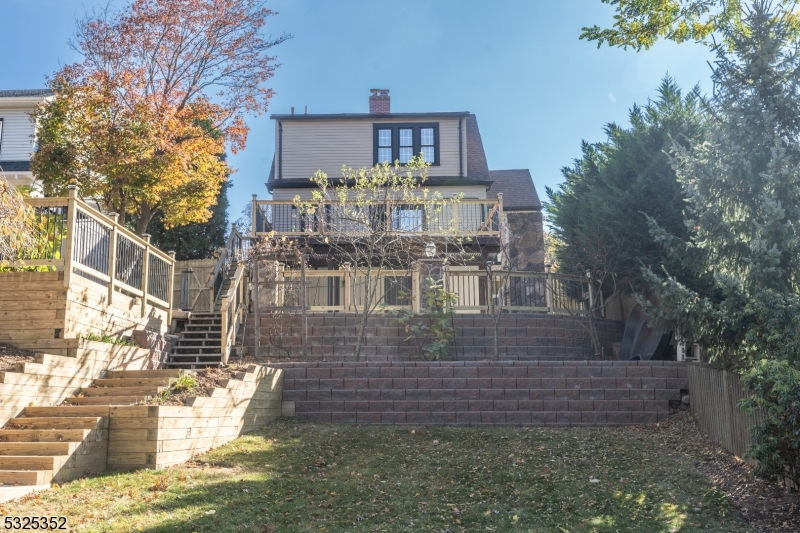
251;198;503;237
219;261;249;365
260;265;589;315
13;186;175;320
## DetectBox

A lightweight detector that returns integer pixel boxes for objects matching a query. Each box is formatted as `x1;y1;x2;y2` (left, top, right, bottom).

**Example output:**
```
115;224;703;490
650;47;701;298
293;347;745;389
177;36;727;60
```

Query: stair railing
219;261;249;365
204;225;250;312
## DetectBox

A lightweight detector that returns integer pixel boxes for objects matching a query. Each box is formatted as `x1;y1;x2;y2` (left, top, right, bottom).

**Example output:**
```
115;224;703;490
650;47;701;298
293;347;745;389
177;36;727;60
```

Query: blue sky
1;0;714;222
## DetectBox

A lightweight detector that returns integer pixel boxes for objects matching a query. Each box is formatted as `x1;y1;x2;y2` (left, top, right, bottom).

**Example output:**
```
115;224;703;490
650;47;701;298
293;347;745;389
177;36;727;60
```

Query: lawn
4;414;752;533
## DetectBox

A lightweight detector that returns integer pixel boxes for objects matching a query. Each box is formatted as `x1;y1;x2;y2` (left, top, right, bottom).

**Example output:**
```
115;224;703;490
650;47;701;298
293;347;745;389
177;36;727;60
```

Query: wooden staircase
167;312;225;369
0;369;180;486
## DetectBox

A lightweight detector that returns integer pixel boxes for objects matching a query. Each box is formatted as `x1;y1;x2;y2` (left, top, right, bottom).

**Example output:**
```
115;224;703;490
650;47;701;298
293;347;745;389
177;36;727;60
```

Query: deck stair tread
168;306;225;368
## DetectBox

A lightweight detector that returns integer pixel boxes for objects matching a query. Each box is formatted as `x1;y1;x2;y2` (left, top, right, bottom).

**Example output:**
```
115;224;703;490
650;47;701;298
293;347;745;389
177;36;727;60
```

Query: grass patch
4;414;751;532
79;333;139;347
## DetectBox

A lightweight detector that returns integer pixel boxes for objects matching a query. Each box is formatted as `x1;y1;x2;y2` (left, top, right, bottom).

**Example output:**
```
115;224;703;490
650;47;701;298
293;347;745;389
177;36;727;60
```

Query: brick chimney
369;89;390;114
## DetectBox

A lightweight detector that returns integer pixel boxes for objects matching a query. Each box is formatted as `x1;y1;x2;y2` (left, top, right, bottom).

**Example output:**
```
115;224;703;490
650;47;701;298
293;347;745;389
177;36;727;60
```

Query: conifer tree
546;76;706;295
644;1;800;367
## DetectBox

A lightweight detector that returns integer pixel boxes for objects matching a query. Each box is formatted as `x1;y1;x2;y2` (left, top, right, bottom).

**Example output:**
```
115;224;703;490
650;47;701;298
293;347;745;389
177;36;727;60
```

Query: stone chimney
369;89;390;114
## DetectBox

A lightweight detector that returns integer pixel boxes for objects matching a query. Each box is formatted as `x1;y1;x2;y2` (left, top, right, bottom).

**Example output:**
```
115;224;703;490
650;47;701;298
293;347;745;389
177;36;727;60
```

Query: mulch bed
660;410;800;533
0;343;36;372
146;365;243;406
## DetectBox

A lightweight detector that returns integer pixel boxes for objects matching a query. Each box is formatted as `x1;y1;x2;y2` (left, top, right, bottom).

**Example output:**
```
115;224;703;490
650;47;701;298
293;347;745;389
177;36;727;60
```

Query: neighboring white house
0;89;52;189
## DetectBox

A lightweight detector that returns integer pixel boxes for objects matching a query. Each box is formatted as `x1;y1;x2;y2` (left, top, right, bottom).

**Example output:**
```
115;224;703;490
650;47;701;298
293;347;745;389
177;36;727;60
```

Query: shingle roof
465;114;490;181
0;89;53;98
489;169;541;211
271;112;470;120
0;161;31;172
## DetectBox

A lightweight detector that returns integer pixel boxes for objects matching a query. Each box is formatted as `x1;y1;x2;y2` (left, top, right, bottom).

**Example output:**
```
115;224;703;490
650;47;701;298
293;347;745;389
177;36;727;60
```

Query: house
0;89;52;189
255;89;545;272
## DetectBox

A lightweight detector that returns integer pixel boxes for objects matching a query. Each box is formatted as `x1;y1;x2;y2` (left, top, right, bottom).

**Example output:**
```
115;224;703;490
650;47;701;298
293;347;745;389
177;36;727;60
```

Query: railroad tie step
0;455;58;471
7;417;101;431
78;386;164;397
0;429;90;443
0;469;54;485
92;377;173;388
105;369;182;379
64;396;149;405
0;441;73;456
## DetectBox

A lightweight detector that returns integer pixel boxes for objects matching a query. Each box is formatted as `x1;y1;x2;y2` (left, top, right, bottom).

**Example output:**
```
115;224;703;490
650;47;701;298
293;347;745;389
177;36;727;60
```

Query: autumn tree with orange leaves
32;0;289;235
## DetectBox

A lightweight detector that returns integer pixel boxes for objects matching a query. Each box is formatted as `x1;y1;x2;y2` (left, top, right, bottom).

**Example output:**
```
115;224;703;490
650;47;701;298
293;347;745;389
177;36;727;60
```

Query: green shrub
739;359;800;489
385;278;457;361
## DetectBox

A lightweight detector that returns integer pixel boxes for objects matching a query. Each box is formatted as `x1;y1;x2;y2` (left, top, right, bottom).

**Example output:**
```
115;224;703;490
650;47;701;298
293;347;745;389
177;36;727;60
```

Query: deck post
343;262;351;312
411;262;420;313
141;234;151;318
62;186;79;289
586;270;594;315
167;251;176;330
253;253;260;359
545;263;553;312
107;212;119;305
220;296;229;364
301;255;308;359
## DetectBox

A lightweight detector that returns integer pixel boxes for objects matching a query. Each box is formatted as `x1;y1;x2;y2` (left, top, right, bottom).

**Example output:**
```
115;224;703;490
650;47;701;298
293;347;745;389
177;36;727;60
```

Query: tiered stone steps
274;360;689;426
167;312;224;369
244;313;622;361
0;369;181;488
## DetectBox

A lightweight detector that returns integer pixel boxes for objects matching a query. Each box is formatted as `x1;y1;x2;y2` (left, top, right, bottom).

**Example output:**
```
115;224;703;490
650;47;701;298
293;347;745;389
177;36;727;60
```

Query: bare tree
295;158;461;361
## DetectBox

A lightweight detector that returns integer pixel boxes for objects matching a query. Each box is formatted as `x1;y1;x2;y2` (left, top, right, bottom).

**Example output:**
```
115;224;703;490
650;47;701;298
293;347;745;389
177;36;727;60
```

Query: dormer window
373;123;439;166
377;128;392;164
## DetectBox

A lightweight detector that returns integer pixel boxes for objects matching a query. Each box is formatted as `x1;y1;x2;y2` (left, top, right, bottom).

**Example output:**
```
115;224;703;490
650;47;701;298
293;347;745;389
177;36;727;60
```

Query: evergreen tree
546;76;707;295
644;1;800;368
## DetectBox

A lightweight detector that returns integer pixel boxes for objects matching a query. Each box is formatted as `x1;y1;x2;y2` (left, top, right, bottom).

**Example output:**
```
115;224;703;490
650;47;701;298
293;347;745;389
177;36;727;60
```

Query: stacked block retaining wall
247;313;623;361
270;361;687;427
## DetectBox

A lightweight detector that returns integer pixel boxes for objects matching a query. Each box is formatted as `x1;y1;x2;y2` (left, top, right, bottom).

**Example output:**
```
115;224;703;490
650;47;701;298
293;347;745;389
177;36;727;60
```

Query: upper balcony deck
252;198;503;239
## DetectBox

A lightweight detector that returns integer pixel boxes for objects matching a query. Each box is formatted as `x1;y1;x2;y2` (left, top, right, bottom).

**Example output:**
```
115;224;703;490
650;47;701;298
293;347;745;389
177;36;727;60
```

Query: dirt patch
146;365;244;406
696;448;799;532
657;410;800;533
0;343;36;372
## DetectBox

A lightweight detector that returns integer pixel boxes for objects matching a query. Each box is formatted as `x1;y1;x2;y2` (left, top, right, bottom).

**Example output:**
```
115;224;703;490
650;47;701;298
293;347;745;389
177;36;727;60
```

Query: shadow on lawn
126;422;745;533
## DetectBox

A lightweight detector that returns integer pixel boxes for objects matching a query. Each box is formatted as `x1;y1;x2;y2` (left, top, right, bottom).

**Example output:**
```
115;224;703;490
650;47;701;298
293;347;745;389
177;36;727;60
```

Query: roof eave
270;112;471;120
